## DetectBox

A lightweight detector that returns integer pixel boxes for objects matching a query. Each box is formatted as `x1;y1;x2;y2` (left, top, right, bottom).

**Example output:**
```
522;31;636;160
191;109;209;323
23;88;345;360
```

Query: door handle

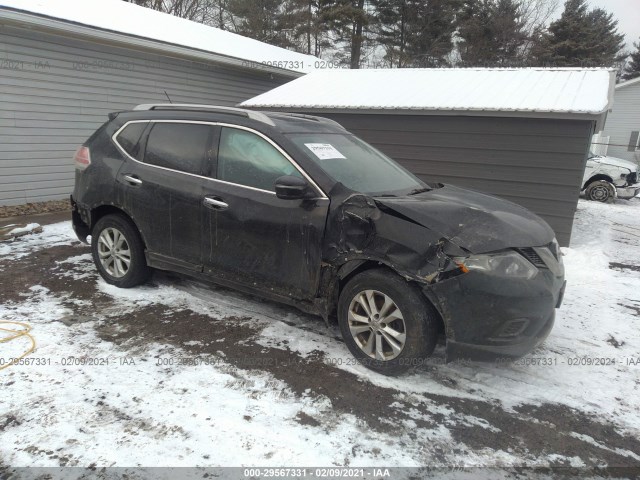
203;197;229;210
123;174;142;186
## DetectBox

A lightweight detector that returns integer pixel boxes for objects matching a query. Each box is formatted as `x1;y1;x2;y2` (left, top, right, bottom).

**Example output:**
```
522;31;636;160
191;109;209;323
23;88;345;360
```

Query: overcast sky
587;0;640;50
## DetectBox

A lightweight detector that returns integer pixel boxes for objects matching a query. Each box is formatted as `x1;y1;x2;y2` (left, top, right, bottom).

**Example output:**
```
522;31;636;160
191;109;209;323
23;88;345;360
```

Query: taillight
74;146;91;170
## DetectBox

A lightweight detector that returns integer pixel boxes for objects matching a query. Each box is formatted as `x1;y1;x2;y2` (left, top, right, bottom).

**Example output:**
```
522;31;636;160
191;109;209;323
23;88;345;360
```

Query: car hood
374;185;555;254
592;155;638;171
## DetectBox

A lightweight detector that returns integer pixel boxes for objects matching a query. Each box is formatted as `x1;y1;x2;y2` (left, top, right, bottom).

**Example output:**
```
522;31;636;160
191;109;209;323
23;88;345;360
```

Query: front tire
586;180;616;203
91;214;150;288
337;269;438;375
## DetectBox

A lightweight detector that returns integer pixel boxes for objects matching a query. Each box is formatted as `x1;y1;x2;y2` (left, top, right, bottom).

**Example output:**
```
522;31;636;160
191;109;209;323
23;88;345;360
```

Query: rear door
201;125;329;300
115;120;216;271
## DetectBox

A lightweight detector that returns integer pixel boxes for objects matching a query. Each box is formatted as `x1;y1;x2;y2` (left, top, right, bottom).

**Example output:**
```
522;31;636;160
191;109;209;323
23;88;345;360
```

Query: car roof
111;104;346;135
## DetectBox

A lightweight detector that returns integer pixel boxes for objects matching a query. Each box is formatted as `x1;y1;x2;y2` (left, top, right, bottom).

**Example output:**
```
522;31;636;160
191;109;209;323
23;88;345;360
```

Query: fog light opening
492;319;530;339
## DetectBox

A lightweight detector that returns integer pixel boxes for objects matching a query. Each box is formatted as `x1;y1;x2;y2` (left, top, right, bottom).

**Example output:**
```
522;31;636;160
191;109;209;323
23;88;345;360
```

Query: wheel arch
335;260;446;336
90;204;148;249
583;174;614;190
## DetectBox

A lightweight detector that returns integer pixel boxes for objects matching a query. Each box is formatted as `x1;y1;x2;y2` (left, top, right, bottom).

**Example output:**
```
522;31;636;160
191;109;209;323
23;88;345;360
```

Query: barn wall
0;24;290;205
311;113;594;246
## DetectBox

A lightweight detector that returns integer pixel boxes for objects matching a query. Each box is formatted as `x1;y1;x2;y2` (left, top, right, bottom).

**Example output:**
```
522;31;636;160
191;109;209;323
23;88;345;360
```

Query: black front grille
627;172;638;185
518;248;547;268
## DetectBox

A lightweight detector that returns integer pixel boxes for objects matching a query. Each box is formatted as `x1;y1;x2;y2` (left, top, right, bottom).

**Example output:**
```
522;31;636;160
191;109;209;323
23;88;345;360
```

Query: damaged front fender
322;186;465;286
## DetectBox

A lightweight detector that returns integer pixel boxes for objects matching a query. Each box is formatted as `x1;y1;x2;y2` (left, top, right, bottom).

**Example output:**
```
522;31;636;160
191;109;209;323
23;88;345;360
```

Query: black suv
72;104;566;375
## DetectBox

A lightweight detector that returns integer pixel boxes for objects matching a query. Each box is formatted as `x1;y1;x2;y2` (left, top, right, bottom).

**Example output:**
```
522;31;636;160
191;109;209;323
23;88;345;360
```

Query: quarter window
116;122;147;159
144;123;213;175
217;127;300;191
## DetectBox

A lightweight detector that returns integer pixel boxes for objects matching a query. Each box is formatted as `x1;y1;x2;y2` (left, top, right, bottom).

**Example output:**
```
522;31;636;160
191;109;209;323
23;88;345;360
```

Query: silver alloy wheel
97;227;131;278
347;289;407;361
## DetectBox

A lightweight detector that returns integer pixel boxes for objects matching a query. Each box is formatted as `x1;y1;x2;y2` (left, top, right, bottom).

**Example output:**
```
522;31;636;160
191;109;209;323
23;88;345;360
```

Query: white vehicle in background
582;152;640;202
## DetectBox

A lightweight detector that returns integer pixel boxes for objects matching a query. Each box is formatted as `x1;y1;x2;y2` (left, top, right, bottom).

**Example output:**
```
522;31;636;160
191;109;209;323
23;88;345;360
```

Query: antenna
164;90;173;104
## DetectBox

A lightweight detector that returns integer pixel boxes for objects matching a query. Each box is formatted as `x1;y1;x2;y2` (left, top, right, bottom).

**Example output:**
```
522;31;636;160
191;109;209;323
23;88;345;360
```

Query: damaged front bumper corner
616;184;640;200
445;312;555;362
423;267;565;363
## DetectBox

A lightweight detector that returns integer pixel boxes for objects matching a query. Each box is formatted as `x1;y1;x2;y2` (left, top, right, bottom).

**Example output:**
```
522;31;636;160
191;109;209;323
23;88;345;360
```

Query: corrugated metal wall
601;84;640;163
312;113;593;246
0;25;290;205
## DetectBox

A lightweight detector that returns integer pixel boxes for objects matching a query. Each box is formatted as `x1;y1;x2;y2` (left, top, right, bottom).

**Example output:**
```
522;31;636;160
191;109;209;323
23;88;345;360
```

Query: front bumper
445;311;555;362
423;266;565;363
616;184;640;199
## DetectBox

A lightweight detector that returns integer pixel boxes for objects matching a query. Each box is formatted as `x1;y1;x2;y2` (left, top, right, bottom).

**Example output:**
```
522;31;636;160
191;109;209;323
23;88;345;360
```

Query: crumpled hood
375;185;555;254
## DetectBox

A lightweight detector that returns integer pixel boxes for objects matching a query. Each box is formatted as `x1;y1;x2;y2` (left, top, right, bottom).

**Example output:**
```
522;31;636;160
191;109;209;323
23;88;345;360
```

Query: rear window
144;122;213;175
116;122;147;159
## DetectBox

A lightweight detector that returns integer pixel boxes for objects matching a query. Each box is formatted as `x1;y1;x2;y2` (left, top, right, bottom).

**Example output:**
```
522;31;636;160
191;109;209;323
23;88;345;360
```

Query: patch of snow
567;432;640;462
6;223;40;235
0;221;77;260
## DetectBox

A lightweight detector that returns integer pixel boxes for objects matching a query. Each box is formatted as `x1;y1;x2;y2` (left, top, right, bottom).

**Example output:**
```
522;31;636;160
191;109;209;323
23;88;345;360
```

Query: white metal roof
0;0;317;75
241;68;616;115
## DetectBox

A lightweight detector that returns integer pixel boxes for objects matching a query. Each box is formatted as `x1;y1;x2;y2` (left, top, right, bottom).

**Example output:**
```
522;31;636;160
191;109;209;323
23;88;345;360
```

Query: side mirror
274;175;310;200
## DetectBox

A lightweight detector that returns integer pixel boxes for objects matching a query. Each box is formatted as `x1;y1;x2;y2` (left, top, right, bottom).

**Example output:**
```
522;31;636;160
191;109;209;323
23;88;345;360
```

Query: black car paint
72;109;565;362
375;185;555;254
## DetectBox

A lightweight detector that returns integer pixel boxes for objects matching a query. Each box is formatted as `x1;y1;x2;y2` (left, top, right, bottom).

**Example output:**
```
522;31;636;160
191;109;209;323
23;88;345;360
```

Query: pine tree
227;0;288;47
371;0;413;67
288;0;333;56
622;39;640;81
531;0;625;67
457;0;528;67
322;0;370;68
371;0;460;68
404;0;460;67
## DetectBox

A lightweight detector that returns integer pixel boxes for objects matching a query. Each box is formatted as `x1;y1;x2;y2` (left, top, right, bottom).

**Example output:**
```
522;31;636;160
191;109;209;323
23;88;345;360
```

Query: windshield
287;133;427;196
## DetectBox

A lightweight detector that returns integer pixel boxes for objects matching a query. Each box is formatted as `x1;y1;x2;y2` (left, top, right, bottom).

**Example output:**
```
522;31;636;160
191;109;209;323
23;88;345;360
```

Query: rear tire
337;269;438;375
586;180;615;203
91;214;150;288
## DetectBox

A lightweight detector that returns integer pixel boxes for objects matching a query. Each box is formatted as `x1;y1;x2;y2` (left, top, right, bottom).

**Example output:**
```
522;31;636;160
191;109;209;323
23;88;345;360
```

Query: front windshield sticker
304;143;346;160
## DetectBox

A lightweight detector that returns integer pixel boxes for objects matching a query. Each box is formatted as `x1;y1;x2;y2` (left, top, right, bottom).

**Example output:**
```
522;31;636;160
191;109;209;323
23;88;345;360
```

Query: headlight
454;250;538;280
549;237;563;266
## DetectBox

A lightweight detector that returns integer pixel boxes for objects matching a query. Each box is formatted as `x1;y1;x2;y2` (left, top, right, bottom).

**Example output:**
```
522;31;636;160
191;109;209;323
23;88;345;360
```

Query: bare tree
519;0;559;53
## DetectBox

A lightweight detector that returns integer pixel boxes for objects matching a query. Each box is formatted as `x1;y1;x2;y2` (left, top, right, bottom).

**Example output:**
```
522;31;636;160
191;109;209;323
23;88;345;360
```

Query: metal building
598;77;640;163
242;68;616;246
0;0;315;205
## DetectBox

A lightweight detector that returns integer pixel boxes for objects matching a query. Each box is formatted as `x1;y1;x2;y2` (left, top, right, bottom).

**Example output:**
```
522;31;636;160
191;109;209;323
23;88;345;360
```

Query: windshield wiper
408;187;431;195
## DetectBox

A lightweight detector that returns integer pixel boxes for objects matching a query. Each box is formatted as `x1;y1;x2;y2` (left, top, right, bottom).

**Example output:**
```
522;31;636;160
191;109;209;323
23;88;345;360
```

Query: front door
202;126;329;300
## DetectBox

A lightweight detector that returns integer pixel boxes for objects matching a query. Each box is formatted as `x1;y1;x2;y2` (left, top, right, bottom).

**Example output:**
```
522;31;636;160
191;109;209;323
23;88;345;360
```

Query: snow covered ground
1;199;639;477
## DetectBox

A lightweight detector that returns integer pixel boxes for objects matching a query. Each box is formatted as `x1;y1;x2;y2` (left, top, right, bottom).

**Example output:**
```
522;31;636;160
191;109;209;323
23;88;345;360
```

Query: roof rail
133;104;275;126
279;112;345;130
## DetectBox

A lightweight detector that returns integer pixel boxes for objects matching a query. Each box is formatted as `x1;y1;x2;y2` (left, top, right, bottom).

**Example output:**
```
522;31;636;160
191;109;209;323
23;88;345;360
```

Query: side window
116;122;147;159
144;123;213;175
217;127;301;191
